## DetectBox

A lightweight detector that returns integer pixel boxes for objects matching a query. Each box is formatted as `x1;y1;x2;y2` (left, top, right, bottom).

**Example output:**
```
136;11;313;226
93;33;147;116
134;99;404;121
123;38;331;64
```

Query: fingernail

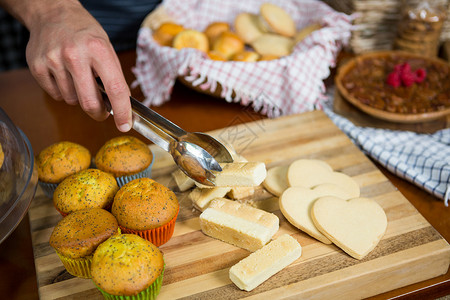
119;122;131;132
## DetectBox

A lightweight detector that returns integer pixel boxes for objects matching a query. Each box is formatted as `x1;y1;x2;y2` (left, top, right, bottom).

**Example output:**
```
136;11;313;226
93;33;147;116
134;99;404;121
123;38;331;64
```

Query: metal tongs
96;79;233;186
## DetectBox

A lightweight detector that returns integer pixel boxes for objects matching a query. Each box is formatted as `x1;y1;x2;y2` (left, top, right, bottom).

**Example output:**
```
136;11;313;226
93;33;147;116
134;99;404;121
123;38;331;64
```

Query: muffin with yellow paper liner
49;208;120;278
111;178;179;247
95;136;154;187
53;168;119;217
91;234;164;300
36;141;91;198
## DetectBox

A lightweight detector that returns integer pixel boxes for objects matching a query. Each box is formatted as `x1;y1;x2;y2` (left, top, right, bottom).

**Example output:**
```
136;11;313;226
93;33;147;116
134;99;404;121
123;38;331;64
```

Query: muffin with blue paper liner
95;136;154;187
91;234;164;300
49;208;120;278
36;141;91;198
53;168;119;217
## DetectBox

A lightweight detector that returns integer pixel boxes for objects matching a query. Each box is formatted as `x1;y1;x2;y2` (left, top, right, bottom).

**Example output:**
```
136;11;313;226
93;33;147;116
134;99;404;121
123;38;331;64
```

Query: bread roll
172;29;209;52
212;31;245;59
204;22;230;46
231;51;260;62
199;198;279;251
229;234;302;291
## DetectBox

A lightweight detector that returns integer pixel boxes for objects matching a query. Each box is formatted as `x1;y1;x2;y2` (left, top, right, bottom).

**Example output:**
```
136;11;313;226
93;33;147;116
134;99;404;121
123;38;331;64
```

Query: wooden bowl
335;51;450;123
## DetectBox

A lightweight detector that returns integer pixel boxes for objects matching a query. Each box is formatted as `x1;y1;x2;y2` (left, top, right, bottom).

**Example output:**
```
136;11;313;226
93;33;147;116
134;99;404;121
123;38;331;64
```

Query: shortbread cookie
262;165;289;196
197;162;267;187
287;160;360;198
227;186;255;200
189;187;231;211
260;3;296;37
311;196;387;260
171;169;195;192
251;33;294;57
288;158;333;174
229;234;301;291
199;198;279;252
279;184;356;244
234;13;264;44
227;155;254;199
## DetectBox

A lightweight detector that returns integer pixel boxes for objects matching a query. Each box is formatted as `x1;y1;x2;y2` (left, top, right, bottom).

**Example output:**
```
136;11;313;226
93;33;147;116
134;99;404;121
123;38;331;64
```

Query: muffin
49;208;119;278
53;168;119;216
91;234;164;299
112;178;179;246
95;136;154;187
36;141;91;198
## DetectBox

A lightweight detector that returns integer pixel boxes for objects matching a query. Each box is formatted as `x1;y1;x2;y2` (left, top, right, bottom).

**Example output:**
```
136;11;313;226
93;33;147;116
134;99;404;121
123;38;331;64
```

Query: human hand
25;1;132;132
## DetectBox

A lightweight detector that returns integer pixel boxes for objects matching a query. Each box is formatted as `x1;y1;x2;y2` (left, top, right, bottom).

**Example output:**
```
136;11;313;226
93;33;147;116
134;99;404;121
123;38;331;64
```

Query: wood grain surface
29;110;450;300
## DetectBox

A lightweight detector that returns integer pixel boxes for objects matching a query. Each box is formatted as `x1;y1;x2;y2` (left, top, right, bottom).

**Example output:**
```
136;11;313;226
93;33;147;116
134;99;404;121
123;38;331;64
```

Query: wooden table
0;50;449;299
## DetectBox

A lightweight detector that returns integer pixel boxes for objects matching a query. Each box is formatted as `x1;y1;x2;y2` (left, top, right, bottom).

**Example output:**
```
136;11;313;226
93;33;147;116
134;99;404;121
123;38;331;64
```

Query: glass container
0;107;38;244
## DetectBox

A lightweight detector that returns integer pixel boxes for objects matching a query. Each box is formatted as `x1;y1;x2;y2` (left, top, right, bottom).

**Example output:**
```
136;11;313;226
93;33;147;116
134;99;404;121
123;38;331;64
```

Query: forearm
0;0;82;30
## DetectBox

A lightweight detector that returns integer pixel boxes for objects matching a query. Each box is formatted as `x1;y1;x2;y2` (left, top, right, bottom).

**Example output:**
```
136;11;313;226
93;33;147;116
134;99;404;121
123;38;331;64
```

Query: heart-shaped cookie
263;165;289;196
311;196;387;260
287;160;360;199
279;184;355;244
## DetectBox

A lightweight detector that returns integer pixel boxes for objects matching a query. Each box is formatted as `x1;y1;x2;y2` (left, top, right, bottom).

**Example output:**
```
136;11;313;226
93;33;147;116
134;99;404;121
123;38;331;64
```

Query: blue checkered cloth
322;101;450;206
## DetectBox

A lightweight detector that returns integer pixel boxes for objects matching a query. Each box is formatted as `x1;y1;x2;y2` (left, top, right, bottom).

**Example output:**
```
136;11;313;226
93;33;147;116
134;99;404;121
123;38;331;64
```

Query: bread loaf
199;198;278;251
229;234;302;291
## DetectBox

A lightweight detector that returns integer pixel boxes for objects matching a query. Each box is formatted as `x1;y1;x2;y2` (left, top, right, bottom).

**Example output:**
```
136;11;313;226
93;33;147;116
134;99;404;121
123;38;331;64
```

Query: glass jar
394;0;447;57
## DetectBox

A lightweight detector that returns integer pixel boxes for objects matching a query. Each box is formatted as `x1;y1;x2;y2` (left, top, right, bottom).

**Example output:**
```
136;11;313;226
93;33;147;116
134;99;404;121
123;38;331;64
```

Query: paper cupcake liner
115;156;155;188
56;252;93;279
55;228;121;278
54;205;69;217
95;266;164;300
119;208;179;247
38;181;58;199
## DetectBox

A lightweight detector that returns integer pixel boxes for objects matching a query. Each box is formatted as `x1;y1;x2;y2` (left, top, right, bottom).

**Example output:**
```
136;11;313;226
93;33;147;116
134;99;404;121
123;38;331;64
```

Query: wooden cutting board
28;110;450;300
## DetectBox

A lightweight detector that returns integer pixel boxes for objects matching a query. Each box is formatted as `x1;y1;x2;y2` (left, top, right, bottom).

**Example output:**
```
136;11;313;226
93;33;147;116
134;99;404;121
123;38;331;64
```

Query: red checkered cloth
132;0;353;117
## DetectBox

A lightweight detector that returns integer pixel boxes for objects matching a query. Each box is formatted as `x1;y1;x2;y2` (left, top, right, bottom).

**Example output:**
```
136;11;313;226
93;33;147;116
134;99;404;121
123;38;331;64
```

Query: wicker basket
323;0;450;54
